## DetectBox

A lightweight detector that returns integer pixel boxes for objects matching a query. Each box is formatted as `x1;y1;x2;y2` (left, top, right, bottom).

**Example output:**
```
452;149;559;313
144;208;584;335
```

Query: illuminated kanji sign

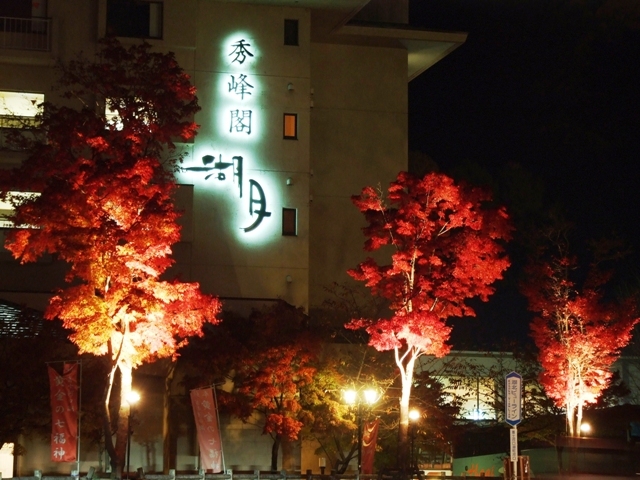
184;154;243;196
185;35;273;233
244;179;271;232
228;74;253;99
230;109;252;134
229;39;253;64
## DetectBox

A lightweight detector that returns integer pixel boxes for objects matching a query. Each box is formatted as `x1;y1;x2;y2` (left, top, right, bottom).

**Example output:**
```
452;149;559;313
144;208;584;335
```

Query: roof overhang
334;24;468;80
213;0;371;35
213;1;467;79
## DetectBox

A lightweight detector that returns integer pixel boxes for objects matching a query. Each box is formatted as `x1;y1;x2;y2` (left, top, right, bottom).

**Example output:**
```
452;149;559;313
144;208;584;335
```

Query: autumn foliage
347;171;511;466
235;342;316;462
522;230;639;436
0;39;221;476
181;301;317;471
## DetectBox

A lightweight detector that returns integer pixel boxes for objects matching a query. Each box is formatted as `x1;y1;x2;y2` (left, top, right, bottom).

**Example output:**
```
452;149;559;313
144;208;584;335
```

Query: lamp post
125;391;140;480
343;386;380;473
408;409;420;471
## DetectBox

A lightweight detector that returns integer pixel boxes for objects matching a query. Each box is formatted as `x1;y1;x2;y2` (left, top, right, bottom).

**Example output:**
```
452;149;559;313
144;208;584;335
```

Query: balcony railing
0;114;40;129
0;16;52;52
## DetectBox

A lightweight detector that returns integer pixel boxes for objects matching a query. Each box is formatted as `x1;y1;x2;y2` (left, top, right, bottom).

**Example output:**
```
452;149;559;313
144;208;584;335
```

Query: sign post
505;372;522;480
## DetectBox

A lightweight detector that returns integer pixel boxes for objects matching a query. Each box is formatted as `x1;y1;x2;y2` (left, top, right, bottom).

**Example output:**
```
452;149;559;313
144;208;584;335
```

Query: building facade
0;0;466;475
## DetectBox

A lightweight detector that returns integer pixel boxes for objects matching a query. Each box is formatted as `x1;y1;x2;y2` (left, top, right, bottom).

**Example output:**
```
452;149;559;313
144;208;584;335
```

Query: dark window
282;208;297;236
0;0;32;18
106;0;163;39
283;113;297;139
284;19;298;46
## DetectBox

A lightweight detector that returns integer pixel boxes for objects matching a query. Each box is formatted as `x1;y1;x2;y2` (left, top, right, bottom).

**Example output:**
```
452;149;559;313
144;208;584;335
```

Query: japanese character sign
227;39;255;136
183;35;272;233
229;39;253;64
228;74;253;99
191;388;223;472
230;109;252;134
48;363;79;462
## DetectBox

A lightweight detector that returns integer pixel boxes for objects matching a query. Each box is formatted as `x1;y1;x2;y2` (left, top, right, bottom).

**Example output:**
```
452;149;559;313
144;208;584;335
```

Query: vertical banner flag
191;388;223;472
48;363;79;462
361;418;380;474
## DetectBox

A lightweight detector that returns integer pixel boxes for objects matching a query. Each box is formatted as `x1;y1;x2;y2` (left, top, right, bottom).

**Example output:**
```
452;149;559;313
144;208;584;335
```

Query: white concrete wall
308;41;409;310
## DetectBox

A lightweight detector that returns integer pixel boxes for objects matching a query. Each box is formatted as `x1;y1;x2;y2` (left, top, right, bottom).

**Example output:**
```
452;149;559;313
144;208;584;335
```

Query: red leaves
348;171;511;439
523;237;640;435
59;38;200;149
0;38;220;369
236;343;316;441
348;171;512;357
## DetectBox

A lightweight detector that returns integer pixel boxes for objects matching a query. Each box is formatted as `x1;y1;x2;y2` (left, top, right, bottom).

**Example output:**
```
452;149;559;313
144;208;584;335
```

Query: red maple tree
522;229;639;436
236;345;316;471
347;171;511;467
0;39;221;476
223;302;317;471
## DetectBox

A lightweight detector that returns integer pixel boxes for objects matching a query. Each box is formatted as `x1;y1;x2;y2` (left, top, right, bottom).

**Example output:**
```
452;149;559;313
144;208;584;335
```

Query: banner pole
212;386;225;473
76;360;83;476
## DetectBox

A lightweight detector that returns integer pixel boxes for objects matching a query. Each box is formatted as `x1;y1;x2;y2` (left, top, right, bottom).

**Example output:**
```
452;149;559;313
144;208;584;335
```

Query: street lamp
125;391;140;480
409;409;421;471
343;386;380;473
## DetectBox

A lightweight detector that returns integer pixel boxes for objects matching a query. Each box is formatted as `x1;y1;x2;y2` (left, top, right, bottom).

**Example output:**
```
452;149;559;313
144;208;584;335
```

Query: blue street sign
505;371;522;426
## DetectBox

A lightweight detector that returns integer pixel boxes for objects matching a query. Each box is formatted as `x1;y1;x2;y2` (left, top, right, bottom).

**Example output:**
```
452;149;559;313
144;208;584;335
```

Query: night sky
407;0;640;350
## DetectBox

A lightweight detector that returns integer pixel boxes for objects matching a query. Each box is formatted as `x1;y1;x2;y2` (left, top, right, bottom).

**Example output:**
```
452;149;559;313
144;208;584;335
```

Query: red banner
191;388;223;472
361;418;380;474
48;363;79;462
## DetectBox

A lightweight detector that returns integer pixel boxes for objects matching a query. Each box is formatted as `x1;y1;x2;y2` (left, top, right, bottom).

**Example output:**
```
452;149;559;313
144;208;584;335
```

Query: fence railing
0;16;52;51
9;469;470;480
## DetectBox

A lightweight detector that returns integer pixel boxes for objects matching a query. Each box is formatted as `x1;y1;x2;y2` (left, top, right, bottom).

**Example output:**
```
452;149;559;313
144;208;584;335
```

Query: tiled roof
0;299;48;337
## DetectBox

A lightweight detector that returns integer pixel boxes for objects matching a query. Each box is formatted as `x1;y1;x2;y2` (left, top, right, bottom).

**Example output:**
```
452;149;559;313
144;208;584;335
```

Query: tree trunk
102;355;123;477
163;362;176;473
102;373;118;475
116;362;134;479
576;397;584;436
396;346;418;470
270;435;281;472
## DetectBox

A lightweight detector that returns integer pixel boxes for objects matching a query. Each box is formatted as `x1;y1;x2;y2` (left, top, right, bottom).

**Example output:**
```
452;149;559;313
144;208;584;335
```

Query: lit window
105;97;152;130
105;102;121;129
283;113;297;140
0;91;43;128
106;0;163;39
282;208;297;236
284;19;299;46
0;191;41;228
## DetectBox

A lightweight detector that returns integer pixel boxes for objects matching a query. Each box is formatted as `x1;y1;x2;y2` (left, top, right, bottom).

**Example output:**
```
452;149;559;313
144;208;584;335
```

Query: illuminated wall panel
175;2;311;308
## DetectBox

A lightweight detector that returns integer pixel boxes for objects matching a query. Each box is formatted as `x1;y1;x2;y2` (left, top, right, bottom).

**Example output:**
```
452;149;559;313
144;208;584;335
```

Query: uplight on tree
125;391;140;406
